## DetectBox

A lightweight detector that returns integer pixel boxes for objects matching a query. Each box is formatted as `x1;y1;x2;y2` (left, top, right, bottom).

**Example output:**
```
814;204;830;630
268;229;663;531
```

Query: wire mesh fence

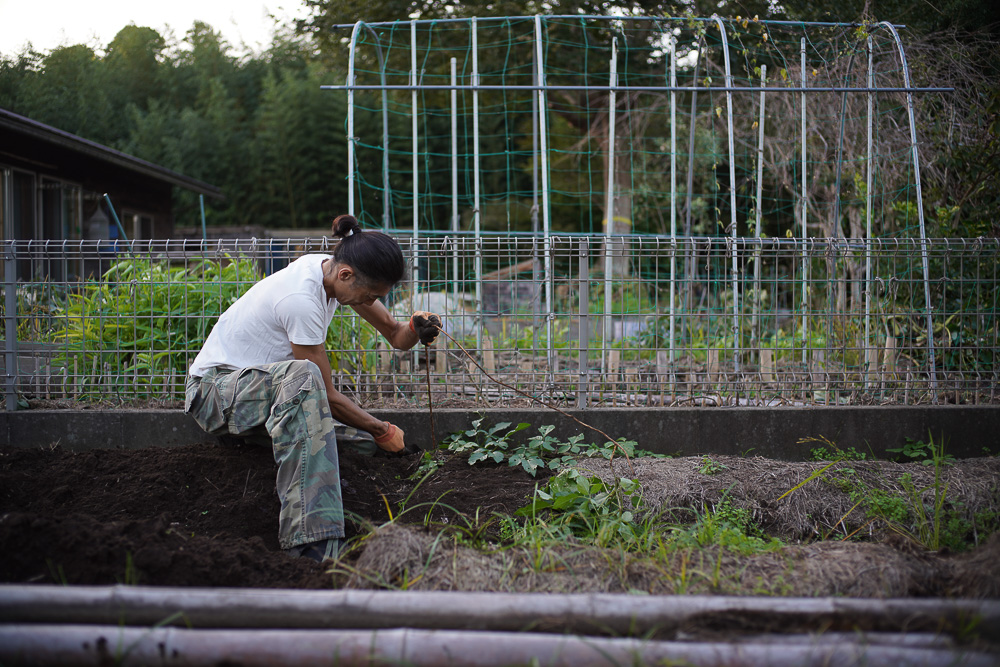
3;235;996;409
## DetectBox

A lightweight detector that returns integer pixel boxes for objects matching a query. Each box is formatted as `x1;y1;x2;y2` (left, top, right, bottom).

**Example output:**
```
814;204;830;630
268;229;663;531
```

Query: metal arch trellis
326;14;955;407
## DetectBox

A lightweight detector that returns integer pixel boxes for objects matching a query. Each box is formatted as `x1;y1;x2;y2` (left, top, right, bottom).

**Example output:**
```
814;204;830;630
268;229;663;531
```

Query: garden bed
1;439;998;599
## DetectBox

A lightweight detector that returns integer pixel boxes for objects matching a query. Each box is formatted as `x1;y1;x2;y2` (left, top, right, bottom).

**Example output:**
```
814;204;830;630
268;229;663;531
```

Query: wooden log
760;348;776;384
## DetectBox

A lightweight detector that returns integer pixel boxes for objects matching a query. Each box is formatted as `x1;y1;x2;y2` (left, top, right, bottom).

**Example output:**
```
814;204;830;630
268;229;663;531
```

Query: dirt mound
341;523;1000;598
576;455;1000;542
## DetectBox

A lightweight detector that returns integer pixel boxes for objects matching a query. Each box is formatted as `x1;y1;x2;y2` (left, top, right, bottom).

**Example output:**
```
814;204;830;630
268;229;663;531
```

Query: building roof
0;108;222;199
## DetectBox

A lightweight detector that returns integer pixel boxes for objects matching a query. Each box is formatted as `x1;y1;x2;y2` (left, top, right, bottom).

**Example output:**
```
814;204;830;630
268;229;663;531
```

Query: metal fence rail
2;236;997;409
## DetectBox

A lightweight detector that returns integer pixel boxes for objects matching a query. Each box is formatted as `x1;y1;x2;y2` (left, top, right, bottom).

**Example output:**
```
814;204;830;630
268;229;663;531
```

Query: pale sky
0;0;311;56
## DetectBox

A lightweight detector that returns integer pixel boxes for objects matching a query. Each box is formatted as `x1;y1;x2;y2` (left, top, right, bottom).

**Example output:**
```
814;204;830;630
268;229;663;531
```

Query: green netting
341;16;923;242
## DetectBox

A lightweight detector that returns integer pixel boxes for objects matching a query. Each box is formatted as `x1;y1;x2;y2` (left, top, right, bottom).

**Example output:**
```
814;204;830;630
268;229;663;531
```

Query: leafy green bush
436;416;643;477
516;469;645;547
51;256;260;398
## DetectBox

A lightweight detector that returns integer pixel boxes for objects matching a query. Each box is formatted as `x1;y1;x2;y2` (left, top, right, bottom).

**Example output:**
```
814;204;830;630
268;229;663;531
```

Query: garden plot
1;436;997;601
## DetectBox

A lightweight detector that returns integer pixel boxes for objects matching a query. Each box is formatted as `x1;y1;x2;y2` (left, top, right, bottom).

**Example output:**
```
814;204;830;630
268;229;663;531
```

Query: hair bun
332;214;362;238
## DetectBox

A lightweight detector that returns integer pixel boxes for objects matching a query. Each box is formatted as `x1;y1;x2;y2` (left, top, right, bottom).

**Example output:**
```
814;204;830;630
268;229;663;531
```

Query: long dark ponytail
330;215;406;286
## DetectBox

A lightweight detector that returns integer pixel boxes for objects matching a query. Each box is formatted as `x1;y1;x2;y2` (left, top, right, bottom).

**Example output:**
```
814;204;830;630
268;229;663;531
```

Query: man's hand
409;311;442;345
373;421;406;453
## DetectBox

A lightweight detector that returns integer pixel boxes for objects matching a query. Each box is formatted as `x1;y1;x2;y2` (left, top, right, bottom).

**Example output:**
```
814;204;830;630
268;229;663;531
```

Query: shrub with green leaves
51;256;260;398
516;469;646;547
439;416;643;476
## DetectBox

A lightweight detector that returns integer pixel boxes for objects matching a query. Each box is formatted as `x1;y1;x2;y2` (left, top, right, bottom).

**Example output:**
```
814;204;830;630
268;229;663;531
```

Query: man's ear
337;266;355;283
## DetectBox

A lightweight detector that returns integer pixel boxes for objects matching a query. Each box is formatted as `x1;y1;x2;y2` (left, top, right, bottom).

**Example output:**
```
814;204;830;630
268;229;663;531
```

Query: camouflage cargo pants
185;360;377;550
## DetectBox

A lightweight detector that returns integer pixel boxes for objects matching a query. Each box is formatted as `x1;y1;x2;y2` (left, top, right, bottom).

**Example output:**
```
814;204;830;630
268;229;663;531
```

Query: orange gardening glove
409;311;442;345
373;421;406;453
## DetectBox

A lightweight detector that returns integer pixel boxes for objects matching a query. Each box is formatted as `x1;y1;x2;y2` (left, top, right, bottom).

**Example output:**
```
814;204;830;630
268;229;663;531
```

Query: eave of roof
0;108;223;200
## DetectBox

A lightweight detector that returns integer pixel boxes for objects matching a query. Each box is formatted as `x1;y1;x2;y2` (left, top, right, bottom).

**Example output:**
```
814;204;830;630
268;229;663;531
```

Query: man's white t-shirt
189;254;339;377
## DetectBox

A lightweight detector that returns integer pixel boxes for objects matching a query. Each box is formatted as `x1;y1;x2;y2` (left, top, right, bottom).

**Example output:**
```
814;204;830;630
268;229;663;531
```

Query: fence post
713;16;740;380
603;36;618;371
3;238;17;411
411;21;421;296
752;65;767;362
472;18;483;355
865;37;875;390
346;22;362;217
534;15;554;383
668;37;677;386
578;240;590;409
800;37;810;368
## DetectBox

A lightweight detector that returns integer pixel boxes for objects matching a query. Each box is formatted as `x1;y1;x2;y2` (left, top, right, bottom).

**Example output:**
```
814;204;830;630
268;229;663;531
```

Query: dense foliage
1;1;997;234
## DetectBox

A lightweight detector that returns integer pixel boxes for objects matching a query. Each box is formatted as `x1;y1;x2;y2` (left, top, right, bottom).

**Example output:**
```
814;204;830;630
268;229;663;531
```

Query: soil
1;439;998;598
0;441;541;589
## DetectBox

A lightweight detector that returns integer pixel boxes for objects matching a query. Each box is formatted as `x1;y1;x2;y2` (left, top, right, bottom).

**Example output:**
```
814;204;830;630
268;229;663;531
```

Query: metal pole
800;37;809;367
604;36;618;361
531;56;541;357
714;16;739;382
472;18;483;353
752;65;767;352
578;240;590;409
346;22;363;217
102;194;129;242
684;36;703;317
199;194;207;240
669;37;677;381
534;15;554;376
880;22;938;402
3;178;17;410
450;58;460;308
411;21;422;372
411;21;420;286
865;37;874;389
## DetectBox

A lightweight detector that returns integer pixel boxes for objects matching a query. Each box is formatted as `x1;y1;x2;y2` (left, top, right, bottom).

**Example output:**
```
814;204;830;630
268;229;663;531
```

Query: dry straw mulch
338;455;1000;598
576;455;1000;543
338;523;1000;598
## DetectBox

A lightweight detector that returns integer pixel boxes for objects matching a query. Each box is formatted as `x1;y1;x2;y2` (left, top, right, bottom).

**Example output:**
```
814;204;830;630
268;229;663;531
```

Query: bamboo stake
3;625;991;667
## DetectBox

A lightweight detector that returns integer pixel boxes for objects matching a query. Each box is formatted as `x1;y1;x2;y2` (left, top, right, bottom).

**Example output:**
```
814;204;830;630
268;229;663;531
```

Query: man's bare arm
290;342;387;436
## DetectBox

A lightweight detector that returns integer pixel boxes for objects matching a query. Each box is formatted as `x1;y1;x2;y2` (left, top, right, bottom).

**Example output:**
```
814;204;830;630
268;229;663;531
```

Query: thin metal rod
714;16;740;378
102;194;129;242
345;21;391;224
323;84;952;94
800;38;809;367
450;58;460;304
346;23;362;216
604;36;618;359
3;238;17;411
534;15;554;378
330;16;907;28
199;194;207;240
865;37;874;389
668;37;677;374
472;18;483;354
412;20;420;242
531;55;541;356
879;21;938;401
578;240;590;409
411;20;421;371
752;65;767;352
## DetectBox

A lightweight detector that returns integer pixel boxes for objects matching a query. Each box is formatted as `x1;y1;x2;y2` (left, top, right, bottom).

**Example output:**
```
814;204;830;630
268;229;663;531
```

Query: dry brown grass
575;455;1000;542
335;523;1000;598
335;455;1000;598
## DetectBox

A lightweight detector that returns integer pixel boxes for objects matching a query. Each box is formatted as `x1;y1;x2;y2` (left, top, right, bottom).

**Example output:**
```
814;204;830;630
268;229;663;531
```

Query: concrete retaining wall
1;407;996;460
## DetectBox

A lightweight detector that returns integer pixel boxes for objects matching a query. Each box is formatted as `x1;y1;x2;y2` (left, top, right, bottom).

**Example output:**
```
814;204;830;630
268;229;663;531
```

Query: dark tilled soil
0;441;542;588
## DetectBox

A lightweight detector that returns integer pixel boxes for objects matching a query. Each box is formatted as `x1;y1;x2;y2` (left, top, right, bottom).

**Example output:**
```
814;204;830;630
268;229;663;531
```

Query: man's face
338;278;392;307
